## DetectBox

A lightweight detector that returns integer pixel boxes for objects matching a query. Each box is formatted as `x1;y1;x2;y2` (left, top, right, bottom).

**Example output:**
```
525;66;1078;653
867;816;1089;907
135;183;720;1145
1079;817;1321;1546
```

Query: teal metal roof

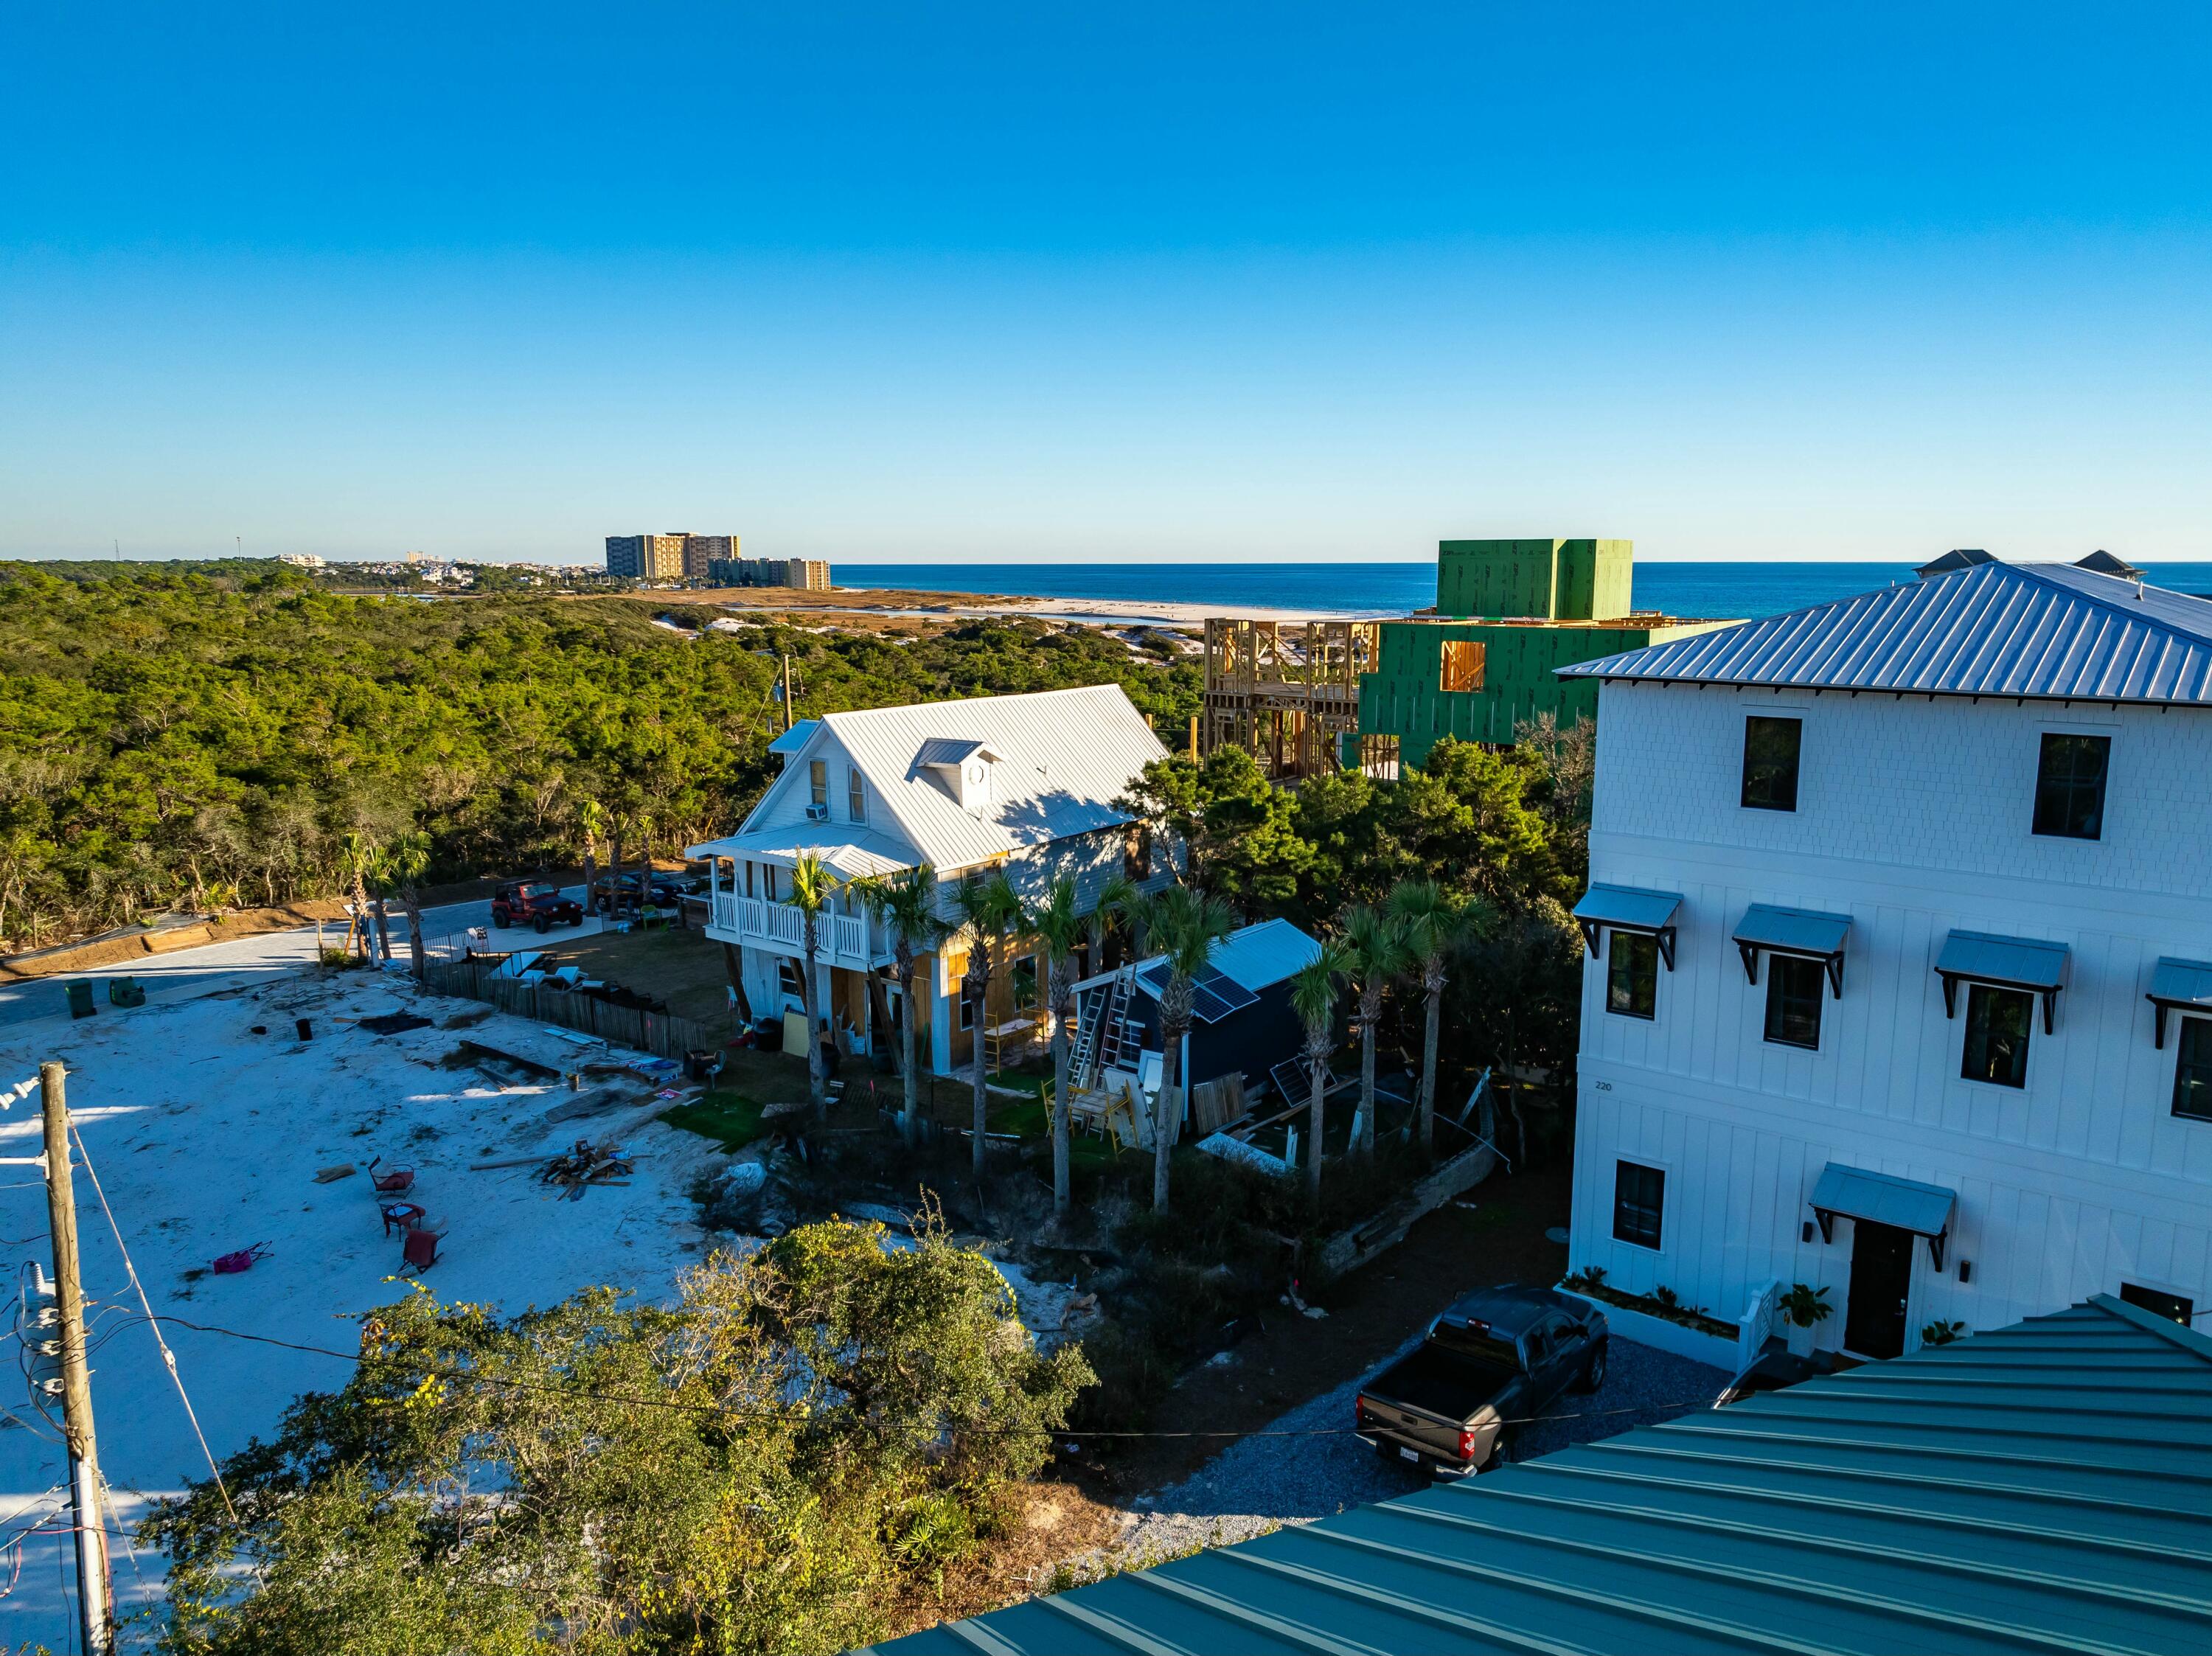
1809;1161;1955;1240
1935;928;2070;992
1571;883;1683;933
1733;903;1852;958
869;1297;2212;1655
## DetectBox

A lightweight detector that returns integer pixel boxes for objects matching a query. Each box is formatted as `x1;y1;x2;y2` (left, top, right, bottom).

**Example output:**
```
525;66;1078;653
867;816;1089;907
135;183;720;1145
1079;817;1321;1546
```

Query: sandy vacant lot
0;967;724;1646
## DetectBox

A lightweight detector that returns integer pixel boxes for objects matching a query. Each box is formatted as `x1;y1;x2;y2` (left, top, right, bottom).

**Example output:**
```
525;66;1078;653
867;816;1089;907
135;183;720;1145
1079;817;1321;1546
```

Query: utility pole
41;1061;112;1656
781;653;795;734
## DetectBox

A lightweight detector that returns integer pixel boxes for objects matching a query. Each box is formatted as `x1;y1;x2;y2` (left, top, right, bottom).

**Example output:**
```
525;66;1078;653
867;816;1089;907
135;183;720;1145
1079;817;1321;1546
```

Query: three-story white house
1559;555;2212;1359
685;683;1170;1076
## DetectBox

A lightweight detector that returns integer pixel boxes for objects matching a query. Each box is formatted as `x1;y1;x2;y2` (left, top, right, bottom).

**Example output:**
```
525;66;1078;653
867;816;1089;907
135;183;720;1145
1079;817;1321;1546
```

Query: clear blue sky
4;3;2208;565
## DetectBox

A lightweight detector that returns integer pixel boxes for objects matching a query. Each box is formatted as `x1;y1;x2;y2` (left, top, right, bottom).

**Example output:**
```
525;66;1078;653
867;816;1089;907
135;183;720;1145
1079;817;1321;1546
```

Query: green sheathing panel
1360;619;1726;768
1435;537;1635;620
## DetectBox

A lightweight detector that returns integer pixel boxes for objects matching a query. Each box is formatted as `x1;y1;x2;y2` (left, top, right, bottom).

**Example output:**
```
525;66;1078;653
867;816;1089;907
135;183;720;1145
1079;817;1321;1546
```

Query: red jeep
490;880;585;933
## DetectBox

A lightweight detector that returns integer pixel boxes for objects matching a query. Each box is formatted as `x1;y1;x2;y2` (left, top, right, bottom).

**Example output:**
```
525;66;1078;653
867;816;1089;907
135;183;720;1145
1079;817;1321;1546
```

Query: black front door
1844;1220;1914;1359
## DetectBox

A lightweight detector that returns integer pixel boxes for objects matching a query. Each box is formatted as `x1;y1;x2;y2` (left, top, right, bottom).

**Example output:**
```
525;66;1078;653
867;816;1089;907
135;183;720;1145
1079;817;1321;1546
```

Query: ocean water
840;560;2212;622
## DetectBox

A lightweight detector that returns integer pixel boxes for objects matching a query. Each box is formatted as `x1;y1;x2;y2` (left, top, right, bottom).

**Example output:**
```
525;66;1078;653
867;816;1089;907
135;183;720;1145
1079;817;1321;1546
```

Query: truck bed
1367;1344;1514;1422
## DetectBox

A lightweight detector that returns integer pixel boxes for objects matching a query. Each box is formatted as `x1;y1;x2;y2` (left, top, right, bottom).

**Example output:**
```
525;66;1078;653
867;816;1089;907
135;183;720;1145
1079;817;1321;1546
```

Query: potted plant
1781;1283;1832;1358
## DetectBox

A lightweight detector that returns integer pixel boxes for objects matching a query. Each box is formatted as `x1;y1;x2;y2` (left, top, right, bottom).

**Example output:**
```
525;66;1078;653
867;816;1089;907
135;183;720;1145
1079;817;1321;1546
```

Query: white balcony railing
709;891;873;967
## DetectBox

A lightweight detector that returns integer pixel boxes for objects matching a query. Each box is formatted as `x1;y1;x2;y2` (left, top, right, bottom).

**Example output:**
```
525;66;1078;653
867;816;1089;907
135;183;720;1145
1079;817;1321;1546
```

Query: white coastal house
1559;554;2212;1360
685;683;1171;1076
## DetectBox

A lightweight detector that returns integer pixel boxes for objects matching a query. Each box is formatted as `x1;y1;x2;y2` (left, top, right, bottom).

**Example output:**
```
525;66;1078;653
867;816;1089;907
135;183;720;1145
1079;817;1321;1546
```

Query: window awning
1732;905;1851;998
1572;884;1683;970
2148;957;2212;1050
1934;930;2069;1034
1809;1162;1958;1270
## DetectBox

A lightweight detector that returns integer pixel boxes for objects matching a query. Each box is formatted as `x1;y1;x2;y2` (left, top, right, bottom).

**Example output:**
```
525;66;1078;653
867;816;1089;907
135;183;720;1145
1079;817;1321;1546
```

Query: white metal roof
1559;560;2212;706
684;825;913;881
717;681;1177;880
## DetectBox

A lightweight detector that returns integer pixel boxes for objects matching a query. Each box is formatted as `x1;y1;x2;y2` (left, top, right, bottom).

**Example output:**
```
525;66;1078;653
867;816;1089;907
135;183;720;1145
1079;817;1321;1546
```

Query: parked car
1354;1285;1607;1477
1714;1348;1822;1407
590;870;692;914
490;880;585;933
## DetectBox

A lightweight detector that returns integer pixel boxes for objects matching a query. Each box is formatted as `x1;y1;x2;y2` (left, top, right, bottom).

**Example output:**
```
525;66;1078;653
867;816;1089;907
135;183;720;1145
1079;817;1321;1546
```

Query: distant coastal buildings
604;532;830;590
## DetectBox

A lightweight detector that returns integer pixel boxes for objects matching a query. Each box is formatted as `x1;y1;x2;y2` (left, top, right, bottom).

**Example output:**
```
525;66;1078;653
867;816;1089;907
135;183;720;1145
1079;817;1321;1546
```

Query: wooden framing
1200;618;1380;780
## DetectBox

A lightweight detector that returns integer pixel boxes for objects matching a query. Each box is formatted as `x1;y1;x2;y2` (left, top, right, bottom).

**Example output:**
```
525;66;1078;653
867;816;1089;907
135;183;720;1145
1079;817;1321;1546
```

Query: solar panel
1136;962;1256;1025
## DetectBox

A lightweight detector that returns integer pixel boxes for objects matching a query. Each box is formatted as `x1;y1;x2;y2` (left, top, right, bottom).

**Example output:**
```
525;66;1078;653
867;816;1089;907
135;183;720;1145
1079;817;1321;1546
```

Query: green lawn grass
661;1090;769;1151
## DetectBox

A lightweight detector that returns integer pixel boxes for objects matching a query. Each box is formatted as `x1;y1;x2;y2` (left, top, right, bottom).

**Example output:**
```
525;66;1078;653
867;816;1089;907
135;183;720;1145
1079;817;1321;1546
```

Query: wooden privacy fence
423;959;717;1062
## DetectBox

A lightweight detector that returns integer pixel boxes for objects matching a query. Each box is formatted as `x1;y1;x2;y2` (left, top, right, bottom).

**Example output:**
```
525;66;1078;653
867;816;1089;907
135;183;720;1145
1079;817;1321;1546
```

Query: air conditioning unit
804;802;830;821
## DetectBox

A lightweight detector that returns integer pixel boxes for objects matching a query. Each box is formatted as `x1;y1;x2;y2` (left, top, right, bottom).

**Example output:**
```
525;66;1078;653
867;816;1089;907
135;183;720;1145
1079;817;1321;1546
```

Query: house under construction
1201;540;1738;777
1201;617;1381;781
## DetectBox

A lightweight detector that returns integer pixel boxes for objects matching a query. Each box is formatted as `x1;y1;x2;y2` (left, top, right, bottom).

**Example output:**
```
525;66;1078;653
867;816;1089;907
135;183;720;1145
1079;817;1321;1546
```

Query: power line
105;1309;1718;1438
69;1124;237;1522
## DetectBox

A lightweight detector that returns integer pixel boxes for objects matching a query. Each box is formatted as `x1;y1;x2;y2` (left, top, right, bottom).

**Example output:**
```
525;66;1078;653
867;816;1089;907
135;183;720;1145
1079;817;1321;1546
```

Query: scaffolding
1201;618;1380;780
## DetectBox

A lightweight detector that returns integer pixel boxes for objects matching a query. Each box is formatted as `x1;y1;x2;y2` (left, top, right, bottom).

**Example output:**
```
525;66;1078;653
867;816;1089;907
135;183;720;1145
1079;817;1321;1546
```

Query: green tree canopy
144;1222;1092;1656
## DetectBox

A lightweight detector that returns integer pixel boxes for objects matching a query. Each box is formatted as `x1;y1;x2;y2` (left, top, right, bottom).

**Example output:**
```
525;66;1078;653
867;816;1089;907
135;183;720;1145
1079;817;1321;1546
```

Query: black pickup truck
1354;1285;1608;1477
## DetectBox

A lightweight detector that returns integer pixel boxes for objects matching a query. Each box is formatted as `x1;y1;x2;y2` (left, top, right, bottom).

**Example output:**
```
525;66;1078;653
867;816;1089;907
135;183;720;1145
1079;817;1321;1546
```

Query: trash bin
64;981;96;1020
108;977;145;1008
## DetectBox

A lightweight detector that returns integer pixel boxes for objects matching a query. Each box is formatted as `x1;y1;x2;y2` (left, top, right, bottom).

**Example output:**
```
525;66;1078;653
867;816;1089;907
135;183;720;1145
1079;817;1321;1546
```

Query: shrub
142;1220;1092;1655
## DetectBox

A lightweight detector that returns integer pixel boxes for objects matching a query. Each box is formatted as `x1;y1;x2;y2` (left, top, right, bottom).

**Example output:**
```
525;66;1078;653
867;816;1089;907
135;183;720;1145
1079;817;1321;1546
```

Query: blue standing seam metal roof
767;718;821;755
1571;883;1683;933
2149;956;2212;1012
1732;904;1853;957
866;1296;2212;1656
1557;560;2212;706
1809;1161;1956;1239
1935;929;2070;991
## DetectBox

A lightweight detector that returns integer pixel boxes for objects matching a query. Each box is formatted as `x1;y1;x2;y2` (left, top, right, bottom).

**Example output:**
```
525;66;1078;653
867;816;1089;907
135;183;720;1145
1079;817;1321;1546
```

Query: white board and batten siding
1570;676;2212;1355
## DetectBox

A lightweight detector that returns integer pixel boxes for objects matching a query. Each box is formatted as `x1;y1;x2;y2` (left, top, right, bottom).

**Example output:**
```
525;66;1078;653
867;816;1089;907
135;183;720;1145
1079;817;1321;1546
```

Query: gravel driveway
1094;1334;1728;1566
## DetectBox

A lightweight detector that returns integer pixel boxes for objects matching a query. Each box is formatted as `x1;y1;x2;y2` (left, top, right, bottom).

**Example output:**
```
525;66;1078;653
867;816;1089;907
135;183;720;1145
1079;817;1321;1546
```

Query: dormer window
916;738;1003;811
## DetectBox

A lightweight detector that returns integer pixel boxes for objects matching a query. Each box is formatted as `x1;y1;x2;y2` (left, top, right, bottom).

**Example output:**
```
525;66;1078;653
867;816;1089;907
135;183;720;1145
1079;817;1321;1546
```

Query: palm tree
577;799;604;914
1341;905;1410;1159
784;853;841;1119
383;832;433;983
1288;942;1348;1209
1026;875;1086;1221
1135;885;1235;1213
949;869;1024;1189
1388;880;1492;1160
338;832;378;962
848;863;945;1149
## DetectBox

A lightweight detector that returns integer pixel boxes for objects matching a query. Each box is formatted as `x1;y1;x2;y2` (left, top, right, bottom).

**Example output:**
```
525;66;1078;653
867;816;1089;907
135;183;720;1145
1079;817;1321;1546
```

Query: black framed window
1764;955;1824;1048
2031;733;2109;840
1607;931;1658;1020
1961;984;2032;1088
1613;1161;1664;1249
2174;1017;2212;1123
2120;1282;2194;1326
1740;716;1802;812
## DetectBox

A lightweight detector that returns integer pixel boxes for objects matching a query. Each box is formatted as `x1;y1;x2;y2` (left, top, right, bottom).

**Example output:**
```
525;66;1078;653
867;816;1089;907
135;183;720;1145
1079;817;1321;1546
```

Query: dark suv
591;871;691;915
490;880;585;933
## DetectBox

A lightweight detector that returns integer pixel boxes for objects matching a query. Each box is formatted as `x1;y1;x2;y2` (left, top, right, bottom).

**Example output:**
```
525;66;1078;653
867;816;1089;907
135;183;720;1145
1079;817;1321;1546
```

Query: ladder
1073;967;1138;1089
